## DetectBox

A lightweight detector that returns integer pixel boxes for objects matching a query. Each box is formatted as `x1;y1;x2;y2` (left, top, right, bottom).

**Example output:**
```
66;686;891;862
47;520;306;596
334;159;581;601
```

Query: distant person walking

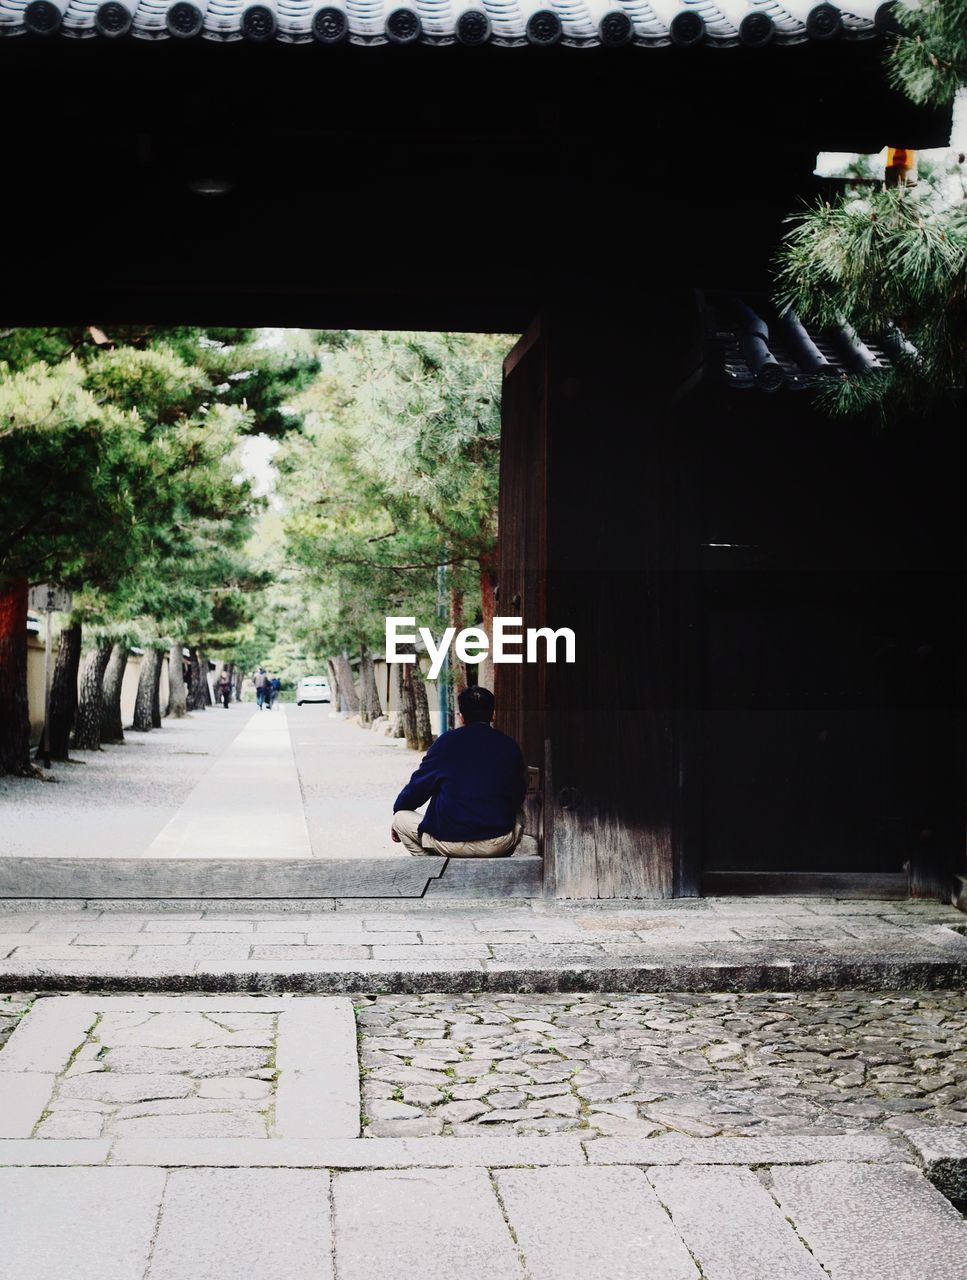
218;671;232;710
254;667;269;710
268;675;281;709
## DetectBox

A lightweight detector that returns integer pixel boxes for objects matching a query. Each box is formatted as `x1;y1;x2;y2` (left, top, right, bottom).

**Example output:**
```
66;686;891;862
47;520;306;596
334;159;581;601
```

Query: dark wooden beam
703;871;911;898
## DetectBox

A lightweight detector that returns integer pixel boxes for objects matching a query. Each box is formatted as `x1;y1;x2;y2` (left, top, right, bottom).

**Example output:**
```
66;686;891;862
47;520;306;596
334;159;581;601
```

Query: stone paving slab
1;899;966;992
0;1166;166;1280
148;1168;333;1280
770;1161;967;1279
145;708;312;861
648;1164;829;1279
0;995;361;1143
0;996;97;1071
333;1167;524;1280
495;1166;699;1280
2;1157;964;1280
585;1135;911;1165
0;1132;924;1168
0;1139;112;1164
0;1072;56;1137
103;1136;590;1167
274;999;361;1138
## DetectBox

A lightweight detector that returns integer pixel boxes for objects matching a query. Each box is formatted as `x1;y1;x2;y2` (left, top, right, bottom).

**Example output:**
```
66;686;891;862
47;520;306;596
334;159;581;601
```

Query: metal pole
41;592;53;770
437;560;449;734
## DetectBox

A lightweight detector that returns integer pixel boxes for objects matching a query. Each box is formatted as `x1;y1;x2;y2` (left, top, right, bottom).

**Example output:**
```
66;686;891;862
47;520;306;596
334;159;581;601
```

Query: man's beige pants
393;810;525;858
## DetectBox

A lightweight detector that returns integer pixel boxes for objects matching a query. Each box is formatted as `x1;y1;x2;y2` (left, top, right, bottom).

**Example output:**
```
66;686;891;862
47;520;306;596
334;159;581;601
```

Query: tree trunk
358;645;383;724
478;550;496;692
187;646;206;711
400;643;432;751
388;660;404;738
100;644;128;744
0;578;31;776
400;645;419;750
42;621;82;762
327;658;343;714
234;665;243;702
72;641;113;751
336;651;360;717
412;665;433;750
133;648;159;731
450;585;468;698
167;643;187;718
150;650;164;728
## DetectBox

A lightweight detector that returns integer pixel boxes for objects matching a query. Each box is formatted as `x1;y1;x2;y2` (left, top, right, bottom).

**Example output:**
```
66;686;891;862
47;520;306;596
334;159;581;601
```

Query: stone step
0;855;543;899
905;1126;967;1208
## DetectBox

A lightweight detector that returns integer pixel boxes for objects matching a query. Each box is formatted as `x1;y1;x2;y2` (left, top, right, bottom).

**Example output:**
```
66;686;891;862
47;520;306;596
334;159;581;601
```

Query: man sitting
391;686;526;858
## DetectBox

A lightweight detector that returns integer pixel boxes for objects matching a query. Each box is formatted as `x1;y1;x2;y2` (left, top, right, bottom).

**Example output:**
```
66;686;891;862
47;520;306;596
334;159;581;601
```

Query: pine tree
278;331;509;718
0;338;264;773
774;0;965;419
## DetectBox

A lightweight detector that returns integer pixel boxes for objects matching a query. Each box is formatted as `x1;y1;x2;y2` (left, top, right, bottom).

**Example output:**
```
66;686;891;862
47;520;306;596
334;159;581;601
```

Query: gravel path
0;707;417;859
0;709;247;857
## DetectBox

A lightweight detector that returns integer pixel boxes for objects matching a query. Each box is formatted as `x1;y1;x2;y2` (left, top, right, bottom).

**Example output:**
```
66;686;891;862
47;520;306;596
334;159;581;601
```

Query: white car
296;676;331;705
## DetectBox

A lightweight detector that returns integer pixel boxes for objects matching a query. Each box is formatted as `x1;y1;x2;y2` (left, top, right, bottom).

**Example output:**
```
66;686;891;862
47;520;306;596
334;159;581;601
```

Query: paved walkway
4;708;967;1271
147;710;312;859
1;992;966;1278
0;705;415;860
1;898;965;992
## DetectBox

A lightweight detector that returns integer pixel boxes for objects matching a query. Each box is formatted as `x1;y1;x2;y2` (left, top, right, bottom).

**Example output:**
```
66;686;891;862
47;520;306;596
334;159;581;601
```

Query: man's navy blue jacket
393;722;526;842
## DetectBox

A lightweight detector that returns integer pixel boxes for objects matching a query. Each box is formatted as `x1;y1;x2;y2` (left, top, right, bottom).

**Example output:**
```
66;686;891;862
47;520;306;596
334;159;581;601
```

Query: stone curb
903;1128;967;1207
3;958;967;994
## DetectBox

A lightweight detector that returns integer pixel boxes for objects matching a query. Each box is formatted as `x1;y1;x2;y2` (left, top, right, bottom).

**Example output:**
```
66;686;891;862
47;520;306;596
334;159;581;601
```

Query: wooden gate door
496;321;547;852
498;312;692;898
696;397;964;898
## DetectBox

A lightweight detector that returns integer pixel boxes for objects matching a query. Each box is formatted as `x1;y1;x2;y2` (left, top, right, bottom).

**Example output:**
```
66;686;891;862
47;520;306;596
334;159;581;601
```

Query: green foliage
0;357;150;590
0;334;265;656
278;331;510;657
889;0;967;107
776;184;966;416
1;323;507;686
773;1;966;420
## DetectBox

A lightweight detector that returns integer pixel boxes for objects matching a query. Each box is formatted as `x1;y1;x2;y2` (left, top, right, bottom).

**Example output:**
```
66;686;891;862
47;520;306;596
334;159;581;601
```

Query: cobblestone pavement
357;991;967;1139
0;992;29;1049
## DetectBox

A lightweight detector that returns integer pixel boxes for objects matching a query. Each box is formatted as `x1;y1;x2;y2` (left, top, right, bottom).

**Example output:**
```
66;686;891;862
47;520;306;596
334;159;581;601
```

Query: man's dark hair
458;685;495;725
